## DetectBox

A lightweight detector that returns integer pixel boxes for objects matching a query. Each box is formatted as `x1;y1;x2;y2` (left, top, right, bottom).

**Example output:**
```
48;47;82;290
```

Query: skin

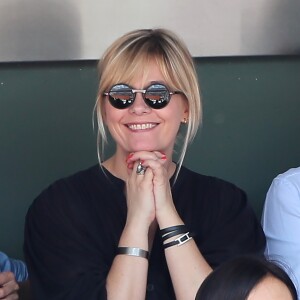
103;60;212;300
247;275;294;300
0;272;19;300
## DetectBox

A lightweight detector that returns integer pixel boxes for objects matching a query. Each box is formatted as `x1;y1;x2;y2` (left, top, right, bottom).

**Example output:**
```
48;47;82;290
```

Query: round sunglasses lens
144;84;170;109
108;84;134;109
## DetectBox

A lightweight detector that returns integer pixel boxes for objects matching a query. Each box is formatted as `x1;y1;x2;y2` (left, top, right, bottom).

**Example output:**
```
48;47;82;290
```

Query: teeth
128;123;156;130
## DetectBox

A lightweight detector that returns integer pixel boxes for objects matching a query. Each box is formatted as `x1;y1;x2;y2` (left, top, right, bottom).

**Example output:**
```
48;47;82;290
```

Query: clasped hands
125;151;175;227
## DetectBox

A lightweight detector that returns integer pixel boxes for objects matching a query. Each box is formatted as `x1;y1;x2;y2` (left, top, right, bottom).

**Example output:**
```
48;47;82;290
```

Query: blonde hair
95;28;202;174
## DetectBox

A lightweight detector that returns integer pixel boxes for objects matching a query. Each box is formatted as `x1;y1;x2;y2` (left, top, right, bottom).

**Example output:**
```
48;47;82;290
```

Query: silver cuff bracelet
117;247;149;259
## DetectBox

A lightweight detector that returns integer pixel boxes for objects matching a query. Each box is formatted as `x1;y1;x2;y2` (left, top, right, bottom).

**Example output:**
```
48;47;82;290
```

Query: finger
126;151;165;165
126;160;146;186
2;290;19;300
143;164;154;182
0;272;14;285
0;279;19;299
153;151;167;161
141;159;166;177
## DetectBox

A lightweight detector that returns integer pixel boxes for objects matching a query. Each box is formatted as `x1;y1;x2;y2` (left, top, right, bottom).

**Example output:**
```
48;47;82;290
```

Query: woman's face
103;60;188;156
247;275;294;300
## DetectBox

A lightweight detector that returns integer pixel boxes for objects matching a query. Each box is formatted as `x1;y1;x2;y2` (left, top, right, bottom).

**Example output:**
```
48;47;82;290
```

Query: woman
24;28;265;300
195;256;298;300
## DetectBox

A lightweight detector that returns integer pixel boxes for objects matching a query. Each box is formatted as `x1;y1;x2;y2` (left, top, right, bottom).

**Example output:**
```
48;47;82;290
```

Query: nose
128;92;150;115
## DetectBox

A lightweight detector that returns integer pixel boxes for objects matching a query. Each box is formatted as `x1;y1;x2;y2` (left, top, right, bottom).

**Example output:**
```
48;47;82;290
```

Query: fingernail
158;151;167;160
126;153;134;162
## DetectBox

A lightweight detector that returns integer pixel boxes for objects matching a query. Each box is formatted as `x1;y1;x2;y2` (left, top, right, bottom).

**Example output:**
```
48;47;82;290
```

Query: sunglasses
103;83;182;109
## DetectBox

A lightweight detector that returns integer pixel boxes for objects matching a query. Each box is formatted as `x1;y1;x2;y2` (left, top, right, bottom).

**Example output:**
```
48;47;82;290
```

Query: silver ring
136;161;147;175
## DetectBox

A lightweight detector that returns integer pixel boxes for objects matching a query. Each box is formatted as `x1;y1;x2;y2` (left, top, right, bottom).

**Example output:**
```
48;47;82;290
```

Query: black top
24;165;265;300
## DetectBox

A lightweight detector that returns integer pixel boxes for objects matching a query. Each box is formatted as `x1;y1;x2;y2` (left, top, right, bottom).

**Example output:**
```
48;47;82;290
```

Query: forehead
108;52;173;86
128;60;168;87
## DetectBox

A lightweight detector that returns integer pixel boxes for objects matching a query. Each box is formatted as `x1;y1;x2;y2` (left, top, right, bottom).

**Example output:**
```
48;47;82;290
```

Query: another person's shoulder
267;166;300;200
273;167;300;185
274;167;300;182
263;167;300;222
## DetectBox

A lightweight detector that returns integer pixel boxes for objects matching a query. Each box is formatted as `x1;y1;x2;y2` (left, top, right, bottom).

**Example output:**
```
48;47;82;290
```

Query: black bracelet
161;227;188;242
163;232;193;249
160;225;186;236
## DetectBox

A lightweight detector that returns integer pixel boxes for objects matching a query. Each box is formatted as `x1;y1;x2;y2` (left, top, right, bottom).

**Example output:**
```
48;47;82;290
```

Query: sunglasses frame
103;83;182;109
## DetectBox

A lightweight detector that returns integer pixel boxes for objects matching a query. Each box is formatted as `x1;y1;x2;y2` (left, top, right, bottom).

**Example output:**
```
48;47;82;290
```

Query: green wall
1;56;300;259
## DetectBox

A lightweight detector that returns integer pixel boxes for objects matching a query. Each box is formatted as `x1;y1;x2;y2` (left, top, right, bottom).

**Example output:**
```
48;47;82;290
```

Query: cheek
103;103;121;124
103;106;127;137
165;105;185;123
169;97;188;117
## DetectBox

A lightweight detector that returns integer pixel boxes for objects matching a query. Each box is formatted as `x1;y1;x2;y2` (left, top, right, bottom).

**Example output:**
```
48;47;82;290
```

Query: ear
181;104;189;124
181;117;188;124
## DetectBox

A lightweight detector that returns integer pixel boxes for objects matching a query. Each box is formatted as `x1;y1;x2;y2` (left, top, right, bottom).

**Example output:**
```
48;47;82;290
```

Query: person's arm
150;164;212;300
156;206;212;300
106;160;155;299
262;176;300;289
106;223;149;300
153;165;265;300
25;166;154;300
0;272;19;300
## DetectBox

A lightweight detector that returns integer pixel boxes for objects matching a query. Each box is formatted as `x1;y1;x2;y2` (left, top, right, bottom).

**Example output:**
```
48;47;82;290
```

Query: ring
136;161;147;175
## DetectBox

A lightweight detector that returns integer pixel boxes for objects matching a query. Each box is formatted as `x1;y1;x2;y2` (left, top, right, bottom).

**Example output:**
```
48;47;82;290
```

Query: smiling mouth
127;123;157;130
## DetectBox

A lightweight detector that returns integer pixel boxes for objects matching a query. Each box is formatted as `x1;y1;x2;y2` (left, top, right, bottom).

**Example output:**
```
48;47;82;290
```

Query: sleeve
24;183;109;300
6;258;28;282
0;252;28;282
262;177;300;291
196;180;266;268
0;251;10;272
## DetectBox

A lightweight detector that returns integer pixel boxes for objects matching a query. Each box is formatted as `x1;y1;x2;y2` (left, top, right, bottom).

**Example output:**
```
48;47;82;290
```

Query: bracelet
117;247;149;259
161;227;188;242
163;232;193;249
160;225;186;236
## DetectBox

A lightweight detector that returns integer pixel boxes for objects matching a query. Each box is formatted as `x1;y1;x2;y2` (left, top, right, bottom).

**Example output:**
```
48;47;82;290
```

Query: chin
131;145;159;152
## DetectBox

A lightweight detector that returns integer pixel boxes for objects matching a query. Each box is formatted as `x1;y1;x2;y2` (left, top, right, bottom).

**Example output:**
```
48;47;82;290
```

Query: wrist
123;224;149;240
156;206;181;227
